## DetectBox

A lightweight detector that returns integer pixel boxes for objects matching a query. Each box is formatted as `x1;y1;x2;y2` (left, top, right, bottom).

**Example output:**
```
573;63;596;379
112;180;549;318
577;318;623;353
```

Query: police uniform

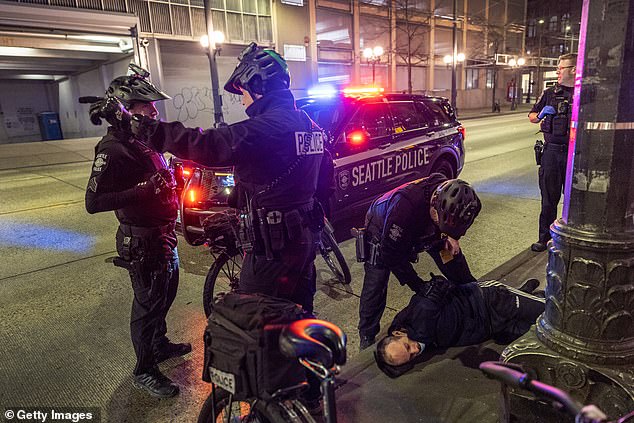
146;89;324;314
359;173;476;342
85;127;180;376
531;84;573;244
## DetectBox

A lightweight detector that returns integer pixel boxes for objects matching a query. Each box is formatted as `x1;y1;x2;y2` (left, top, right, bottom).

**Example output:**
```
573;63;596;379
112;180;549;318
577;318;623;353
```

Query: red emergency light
347;130;369;146
187;188;197;204
457;125;466;140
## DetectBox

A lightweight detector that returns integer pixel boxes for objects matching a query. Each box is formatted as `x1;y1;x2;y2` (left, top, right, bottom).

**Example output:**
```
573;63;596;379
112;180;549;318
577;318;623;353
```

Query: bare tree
393;0;432;93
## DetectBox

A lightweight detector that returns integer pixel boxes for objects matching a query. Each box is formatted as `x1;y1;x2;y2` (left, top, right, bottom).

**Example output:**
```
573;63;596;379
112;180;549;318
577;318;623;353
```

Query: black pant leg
152;252;180;351
538;148;566;242
358;262;390;339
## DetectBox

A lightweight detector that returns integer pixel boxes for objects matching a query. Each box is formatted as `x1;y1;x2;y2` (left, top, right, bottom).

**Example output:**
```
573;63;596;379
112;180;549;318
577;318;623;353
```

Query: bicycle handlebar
479;361;583;416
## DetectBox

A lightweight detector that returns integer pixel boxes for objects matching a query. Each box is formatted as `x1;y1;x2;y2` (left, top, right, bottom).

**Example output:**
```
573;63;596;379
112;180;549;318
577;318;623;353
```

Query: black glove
89;97;132;132
136;169;176;199
421;273;455;305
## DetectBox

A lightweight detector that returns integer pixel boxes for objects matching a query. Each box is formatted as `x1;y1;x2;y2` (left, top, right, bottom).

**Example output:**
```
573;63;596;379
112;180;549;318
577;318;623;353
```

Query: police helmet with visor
431;179;481;239
106;64;170;108
224;42;290;96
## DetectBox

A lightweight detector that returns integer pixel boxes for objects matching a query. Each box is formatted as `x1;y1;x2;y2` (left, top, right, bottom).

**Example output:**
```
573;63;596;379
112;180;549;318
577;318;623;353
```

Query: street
0;112;543;422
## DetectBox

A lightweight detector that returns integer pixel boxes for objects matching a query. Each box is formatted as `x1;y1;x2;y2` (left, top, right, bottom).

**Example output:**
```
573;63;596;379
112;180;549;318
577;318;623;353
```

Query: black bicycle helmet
224;42;290;96
106;64;170;107
431;179;482;239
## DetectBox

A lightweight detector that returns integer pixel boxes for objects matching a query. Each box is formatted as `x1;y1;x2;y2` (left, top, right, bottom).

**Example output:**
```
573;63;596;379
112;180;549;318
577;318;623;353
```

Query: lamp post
444;52;465;110
202;0;225;127
451;0;458;109
509;56;524;111
362;46;384;85
536;18;544;96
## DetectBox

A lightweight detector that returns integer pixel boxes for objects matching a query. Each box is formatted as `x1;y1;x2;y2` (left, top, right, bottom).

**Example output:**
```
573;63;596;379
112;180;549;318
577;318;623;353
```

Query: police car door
387;101;434;186
334;102;394;213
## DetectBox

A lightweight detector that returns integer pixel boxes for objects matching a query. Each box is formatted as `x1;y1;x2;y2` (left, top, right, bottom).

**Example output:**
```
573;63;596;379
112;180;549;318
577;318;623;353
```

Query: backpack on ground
202;291;309;400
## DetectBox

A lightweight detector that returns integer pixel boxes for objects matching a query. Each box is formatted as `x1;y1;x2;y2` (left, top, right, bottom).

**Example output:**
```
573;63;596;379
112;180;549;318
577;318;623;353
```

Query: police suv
175;87;466;241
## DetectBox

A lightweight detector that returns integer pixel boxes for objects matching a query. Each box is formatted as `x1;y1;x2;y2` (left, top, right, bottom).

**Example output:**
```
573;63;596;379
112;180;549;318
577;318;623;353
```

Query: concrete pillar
427;0;435;93
502;0;634;420
389;0;397;91
352;0;360;84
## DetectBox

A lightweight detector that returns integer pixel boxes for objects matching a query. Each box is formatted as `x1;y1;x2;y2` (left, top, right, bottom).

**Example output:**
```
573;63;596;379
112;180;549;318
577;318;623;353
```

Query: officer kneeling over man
375;277;545;378
85;66;191;398
356;174;481;350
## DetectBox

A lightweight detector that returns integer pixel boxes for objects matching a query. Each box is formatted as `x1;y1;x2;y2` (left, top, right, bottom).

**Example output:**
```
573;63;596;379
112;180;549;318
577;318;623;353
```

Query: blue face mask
417;342;426;355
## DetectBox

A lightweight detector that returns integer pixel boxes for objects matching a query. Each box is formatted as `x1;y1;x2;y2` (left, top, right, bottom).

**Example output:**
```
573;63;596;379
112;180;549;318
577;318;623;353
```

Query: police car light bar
342;86;384;96
307;85;337;98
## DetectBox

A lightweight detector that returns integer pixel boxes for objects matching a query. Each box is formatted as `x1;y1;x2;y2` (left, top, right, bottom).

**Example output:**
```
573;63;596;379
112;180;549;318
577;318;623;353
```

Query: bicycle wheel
203;251;244;318
319;226;351;285
197;390;314;423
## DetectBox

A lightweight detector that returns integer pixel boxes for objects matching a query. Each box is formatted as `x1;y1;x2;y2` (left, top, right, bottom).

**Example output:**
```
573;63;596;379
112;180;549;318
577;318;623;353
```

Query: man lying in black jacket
375;277;544;378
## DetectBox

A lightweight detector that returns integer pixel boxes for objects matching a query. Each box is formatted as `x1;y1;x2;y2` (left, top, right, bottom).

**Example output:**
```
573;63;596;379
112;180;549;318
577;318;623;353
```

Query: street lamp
202;0;225;127
362;46;384;85
509;57;524;111
444;52;466;109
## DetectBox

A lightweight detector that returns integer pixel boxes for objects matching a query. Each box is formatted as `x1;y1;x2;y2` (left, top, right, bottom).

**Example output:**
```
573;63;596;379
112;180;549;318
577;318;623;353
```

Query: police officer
91;43;326;316
358;174;482;350
86;67;191;398
528;53;577;252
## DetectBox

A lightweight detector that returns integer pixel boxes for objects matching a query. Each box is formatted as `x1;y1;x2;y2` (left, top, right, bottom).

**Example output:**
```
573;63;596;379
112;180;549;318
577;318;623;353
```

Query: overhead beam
0;46;112;61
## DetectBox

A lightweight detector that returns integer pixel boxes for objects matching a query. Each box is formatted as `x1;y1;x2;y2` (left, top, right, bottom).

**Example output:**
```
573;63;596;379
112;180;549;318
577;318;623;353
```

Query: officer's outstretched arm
144;120;250;167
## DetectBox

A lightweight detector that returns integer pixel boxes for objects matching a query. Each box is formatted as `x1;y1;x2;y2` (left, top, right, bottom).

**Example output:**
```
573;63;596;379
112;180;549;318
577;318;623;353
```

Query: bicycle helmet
106;64;170;107
431;179;481;239
224;42;290;96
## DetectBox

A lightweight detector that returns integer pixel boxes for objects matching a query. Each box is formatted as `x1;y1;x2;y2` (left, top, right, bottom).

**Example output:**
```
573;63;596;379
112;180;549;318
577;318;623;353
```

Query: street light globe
565;25;571;31
200;34;209;48
517;57;525;66
456;52;465;62
509;58;517;67
373;46;384;57
443;55;452;64
363;48;373;59
212;31;225;45
538;19;544;24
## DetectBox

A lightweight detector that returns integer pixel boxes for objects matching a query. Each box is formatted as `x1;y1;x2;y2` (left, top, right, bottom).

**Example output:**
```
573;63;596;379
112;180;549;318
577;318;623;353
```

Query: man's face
129;101;158;119
385;331;421;366
556;59;576;87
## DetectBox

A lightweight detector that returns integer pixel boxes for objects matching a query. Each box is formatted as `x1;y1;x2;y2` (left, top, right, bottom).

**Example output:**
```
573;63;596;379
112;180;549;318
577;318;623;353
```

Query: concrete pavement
0;104;547;422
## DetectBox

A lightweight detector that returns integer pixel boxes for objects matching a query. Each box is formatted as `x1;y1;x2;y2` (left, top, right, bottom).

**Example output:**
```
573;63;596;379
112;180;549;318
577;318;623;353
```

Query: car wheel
434;158;456;179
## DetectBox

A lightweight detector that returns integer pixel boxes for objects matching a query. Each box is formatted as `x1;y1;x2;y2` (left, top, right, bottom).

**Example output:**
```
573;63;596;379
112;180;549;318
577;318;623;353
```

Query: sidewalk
457;102;532;120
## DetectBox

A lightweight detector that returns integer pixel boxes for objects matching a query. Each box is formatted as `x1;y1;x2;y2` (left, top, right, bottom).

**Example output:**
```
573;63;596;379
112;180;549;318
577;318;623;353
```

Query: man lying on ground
375;277;544;378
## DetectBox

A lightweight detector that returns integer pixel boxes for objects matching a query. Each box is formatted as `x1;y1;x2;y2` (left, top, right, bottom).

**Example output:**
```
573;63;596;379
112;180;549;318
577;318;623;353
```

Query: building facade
0;0;530;142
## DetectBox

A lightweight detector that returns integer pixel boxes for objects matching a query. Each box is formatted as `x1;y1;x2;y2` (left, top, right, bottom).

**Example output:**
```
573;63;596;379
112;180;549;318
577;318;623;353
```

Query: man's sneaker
359;335;375;351
133;368;179;398
531;241;548;252
155;342;192;364
518;278;540;294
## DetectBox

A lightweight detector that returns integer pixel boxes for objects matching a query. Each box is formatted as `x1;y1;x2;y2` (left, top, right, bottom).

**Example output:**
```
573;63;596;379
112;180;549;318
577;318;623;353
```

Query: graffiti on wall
172;87;242;124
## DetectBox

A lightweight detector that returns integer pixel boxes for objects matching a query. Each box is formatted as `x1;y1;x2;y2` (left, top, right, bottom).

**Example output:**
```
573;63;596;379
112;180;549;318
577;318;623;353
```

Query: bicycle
198;318;347;423
201;209;350;318
479;361;634;423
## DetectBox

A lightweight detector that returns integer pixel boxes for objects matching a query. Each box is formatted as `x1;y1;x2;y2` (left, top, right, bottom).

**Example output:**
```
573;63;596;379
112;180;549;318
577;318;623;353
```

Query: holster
351;227;367;263
534;140;544;166
115;222;175;271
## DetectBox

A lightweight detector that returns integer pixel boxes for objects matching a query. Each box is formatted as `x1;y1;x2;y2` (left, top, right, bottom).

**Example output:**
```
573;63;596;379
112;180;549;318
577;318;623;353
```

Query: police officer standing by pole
85;66;191;398
91;43;326;316
355;174;482;350
528;53;576;252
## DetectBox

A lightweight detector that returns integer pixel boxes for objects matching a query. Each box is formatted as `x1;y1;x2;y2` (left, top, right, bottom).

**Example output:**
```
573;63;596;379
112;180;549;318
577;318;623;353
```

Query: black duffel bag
202;291;309;400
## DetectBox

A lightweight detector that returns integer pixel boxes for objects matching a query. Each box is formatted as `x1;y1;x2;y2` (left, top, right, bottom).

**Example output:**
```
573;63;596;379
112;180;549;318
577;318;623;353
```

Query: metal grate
170;4;191;36
102;0;126;12
50;0;76;6
128;0;151;32
150;1;172;34
76;0;102;9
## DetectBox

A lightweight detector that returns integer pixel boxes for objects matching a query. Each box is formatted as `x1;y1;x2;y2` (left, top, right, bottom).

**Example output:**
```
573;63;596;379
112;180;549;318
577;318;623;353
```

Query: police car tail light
347;130;369;146
182;167;192;178
187;188;197;204
458;126;466;139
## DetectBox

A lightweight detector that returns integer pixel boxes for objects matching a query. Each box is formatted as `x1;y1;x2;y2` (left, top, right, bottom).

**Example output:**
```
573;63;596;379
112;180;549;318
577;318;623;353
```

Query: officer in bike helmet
85;65;191;398
358;174;482;350
91;43;327;316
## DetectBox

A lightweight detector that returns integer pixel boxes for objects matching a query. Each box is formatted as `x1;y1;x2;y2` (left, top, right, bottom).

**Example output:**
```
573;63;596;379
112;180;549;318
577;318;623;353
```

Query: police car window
390;102;426;131
358;103;391;138
300;103;341;133
421;101;451;126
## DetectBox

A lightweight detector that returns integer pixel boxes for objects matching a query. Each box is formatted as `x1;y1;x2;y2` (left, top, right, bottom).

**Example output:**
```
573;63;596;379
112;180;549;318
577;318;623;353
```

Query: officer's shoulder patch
388;223;403;242
92;153;108;172
88;176;98;192
295;131;324;156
